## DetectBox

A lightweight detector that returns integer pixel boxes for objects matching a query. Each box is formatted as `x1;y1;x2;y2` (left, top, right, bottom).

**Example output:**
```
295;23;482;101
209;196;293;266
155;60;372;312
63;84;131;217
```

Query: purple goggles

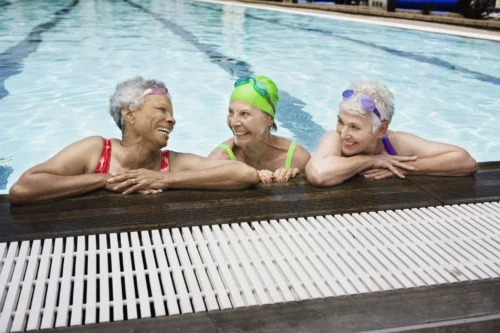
342;90;382;121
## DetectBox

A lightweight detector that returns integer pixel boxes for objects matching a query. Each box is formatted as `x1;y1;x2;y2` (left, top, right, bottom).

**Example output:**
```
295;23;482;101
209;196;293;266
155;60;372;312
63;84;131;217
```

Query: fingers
375;170;394;180
273;168;285;182
138;189;163;195
392;161;416;171
388;165;406;178
108;171;136;184
395;156;418;161
112;178;136;191
361;168;381;176
258;170;275;183
274;168;300;182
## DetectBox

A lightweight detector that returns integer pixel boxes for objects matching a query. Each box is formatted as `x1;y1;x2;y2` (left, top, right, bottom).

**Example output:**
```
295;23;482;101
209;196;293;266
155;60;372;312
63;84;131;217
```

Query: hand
274;167;300;182
107;169;166;195
370;155;417;178
104;178;162;195
258;170;275;183
361;167;407;180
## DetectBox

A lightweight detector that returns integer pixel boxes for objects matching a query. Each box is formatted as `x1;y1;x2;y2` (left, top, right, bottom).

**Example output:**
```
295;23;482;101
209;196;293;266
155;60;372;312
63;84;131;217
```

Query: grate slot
171;229;205;312
141;231;166;317
181;228;218;311
150;230;179;315
26;239;52;331
201;225;245;307
161;230;192;314
191;227;232;309
10;240;41;332
130;232;151;318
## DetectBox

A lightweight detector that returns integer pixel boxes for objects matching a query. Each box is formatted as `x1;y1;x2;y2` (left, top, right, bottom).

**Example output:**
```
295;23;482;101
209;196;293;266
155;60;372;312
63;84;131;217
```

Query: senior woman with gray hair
9;76;260;205
306;81;477;187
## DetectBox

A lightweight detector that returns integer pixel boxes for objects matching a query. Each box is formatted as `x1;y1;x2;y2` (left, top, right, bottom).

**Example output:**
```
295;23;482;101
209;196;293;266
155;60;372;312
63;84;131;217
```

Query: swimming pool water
1;0;499;193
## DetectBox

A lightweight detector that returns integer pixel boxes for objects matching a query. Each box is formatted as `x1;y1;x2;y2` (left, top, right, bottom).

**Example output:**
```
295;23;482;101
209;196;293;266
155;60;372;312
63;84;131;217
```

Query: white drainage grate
1;202;500;332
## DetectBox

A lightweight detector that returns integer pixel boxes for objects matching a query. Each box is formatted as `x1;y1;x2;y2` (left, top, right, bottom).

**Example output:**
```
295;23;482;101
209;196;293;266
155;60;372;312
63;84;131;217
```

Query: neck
240;134;284;165
119;131;160;169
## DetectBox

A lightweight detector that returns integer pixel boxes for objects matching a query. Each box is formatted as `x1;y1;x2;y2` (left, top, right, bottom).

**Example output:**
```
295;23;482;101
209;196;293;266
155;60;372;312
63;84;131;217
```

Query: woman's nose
166;114;176;126
340;127;350;139
230;115;240;127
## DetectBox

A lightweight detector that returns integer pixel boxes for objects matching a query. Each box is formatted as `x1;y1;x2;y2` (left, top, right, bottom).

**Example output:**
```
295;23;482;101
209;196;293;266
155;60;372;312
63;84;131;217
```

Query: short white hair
109;76;169;130
339;81;395;132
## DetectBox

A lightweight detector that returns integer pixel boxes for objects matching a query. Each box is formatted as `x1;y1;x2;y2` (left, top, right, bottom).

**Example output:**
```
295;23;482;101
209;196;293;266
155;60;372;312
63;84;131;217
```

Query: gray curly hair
109;76;169;130
339;81;395;132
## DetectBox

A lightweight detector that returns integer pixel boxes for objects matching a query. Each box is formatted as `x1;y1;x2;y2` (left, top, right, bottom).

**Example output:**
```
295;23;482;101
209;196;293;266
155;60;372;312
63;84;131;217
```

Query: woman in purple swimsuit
306;81;478;187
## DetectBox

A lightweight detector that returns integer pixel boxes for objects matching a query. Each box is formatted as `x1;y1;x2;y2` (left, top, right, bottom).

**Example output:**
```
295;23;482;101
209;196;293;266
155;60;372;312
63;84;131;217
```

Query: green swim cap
230;76;279;118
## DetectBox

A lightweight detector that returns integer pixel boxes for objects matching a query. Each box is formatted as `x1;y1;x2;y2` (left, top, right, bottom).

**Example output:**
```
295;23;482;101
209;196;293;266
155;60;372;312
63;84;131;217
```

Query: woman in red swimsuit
9;77;260;205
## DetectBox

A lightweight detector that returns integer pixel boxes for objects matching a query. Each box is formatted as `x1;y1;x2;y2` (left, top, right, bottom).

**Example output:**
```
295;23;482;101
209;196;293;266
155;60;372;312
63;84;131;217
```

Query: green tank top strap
284;141;297;169
217;143;236;161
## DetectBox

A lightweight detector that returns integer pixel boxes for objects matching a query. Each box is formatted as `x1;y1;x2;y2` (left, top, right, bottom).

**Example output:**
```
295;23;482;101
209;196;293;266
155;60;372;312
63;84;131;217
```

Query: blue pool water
1;0;499;193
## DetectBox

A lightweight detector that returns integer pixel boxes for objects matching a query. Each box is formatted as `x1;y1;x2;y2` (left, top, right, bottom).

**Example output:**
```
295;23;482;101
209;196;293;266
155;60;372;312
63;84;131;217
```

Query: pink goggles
136;85;171;102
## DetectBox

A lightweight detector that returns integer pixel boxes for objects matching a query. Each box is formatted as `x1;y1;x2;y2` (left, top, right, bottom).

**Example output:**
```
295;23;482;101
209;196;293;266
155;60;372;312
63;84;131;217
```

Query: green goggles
234;77;276;116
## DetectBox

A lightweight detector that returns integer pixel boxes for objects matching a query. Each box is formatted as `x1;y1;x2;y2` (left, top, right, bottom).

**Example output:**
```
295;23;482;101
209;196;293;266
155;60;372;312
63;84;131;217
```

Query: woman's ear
121;107;135;127
266;114;274;130
375;121;389;138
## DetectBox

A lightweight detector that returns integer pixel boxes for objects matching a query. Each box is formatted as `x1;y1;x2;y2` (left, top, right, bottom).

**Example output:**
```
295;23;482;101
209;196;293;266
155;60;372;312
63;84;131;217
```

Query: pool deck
1;162;500;332
203;0;500;40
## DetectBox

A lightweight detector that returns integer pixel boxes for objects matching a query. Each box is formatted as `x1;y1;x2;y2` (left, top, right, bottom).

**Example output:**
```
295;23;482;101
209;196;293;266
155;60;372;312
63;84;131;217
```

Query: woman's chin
234;135;252;146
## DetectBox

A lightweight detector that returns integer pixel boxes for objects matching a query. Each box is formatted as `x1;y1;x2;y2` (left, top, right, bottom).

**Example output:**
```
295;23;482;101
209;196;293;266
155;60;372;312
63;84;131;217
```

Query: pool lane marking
200;0;500;42
194;1;500;86
123;0;327;151
0;0;81;100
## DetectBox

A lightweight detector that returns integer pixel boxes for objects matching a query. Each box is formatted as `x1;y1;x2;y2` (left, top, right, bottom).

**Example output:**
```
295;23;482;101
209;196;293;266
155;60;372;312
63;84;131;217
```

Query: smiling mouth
234;131;250;136
343;141;356;146
157;127;172;135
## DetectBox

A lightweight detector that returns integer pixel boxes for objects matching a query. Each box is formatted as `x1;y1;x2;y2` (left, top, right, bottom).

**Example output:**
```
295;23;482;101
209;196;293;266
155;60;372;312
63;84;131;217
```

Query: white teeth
343;141;355;146
157;127;171;134
234;132;248;135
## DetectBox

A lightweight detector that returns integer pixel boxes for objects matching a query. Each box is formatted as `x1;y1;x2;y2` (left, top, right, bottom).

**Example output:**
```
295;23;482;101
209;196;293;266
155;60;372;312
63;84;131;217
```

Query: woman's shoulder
273;135;311;169
290;143;310;169
207;137;236;160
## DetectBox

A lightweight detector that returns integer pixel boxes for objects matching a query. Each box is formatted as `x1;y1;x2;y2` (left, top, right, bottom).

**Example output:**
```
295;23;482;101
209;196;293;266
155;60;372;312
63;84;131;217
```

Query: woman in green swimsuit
208;76;310;183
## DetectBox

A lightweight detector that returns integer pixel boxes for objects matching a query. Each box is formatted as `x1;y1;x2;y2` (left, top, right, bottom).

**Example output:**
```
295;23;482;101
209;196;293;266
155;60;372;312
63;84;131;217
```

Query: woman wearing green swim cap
208;76;310;183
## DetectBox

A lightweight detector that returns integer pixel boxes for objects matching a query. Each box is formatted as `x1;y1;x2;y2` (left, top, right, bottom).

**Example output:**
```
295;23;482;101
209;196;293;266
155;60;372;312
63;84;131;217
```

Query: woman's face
134;94;175;148
336;111;380;156
227;100;272;147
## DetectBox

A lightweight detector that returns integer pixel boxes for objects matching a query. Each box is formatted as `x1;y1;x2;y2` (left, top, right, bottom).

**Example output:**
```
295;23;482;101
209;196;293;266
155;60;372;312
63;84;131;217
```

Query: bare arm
306;132;374;187
108;152;260;193
306;131;416;187
391;132;478;176
9;137;107;205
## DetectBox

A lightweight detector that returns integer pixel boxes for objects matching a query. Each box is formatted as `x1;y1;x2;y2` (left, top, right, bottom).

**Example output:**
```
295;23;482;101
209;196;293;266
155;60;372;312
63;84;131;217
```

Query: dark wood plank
407;169;500;205
38;278;500;333
0;175;440;242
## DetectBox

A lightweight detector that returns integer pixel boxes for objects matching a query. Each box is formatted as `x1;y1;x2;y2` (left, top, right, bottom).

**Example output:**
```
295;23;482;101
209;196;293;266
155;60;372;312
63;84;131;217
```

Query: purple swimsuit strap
382;135;397;156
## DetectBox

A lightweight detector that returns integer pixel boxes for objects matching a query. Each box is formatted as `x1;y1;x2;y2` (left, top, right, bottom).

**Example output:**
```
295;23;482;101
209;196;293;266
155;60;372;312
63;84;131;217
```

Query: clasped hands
360;154;417;180
105;169;164;195
258;167;300;183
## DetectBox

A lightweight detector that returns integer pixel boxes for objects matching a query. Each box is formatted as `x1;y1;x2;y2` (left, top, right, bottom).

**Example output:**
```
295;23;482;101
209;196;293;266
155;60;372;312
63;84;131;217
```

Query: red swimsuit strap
95;140;169;174
160;150;170;172
94;138;112;174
